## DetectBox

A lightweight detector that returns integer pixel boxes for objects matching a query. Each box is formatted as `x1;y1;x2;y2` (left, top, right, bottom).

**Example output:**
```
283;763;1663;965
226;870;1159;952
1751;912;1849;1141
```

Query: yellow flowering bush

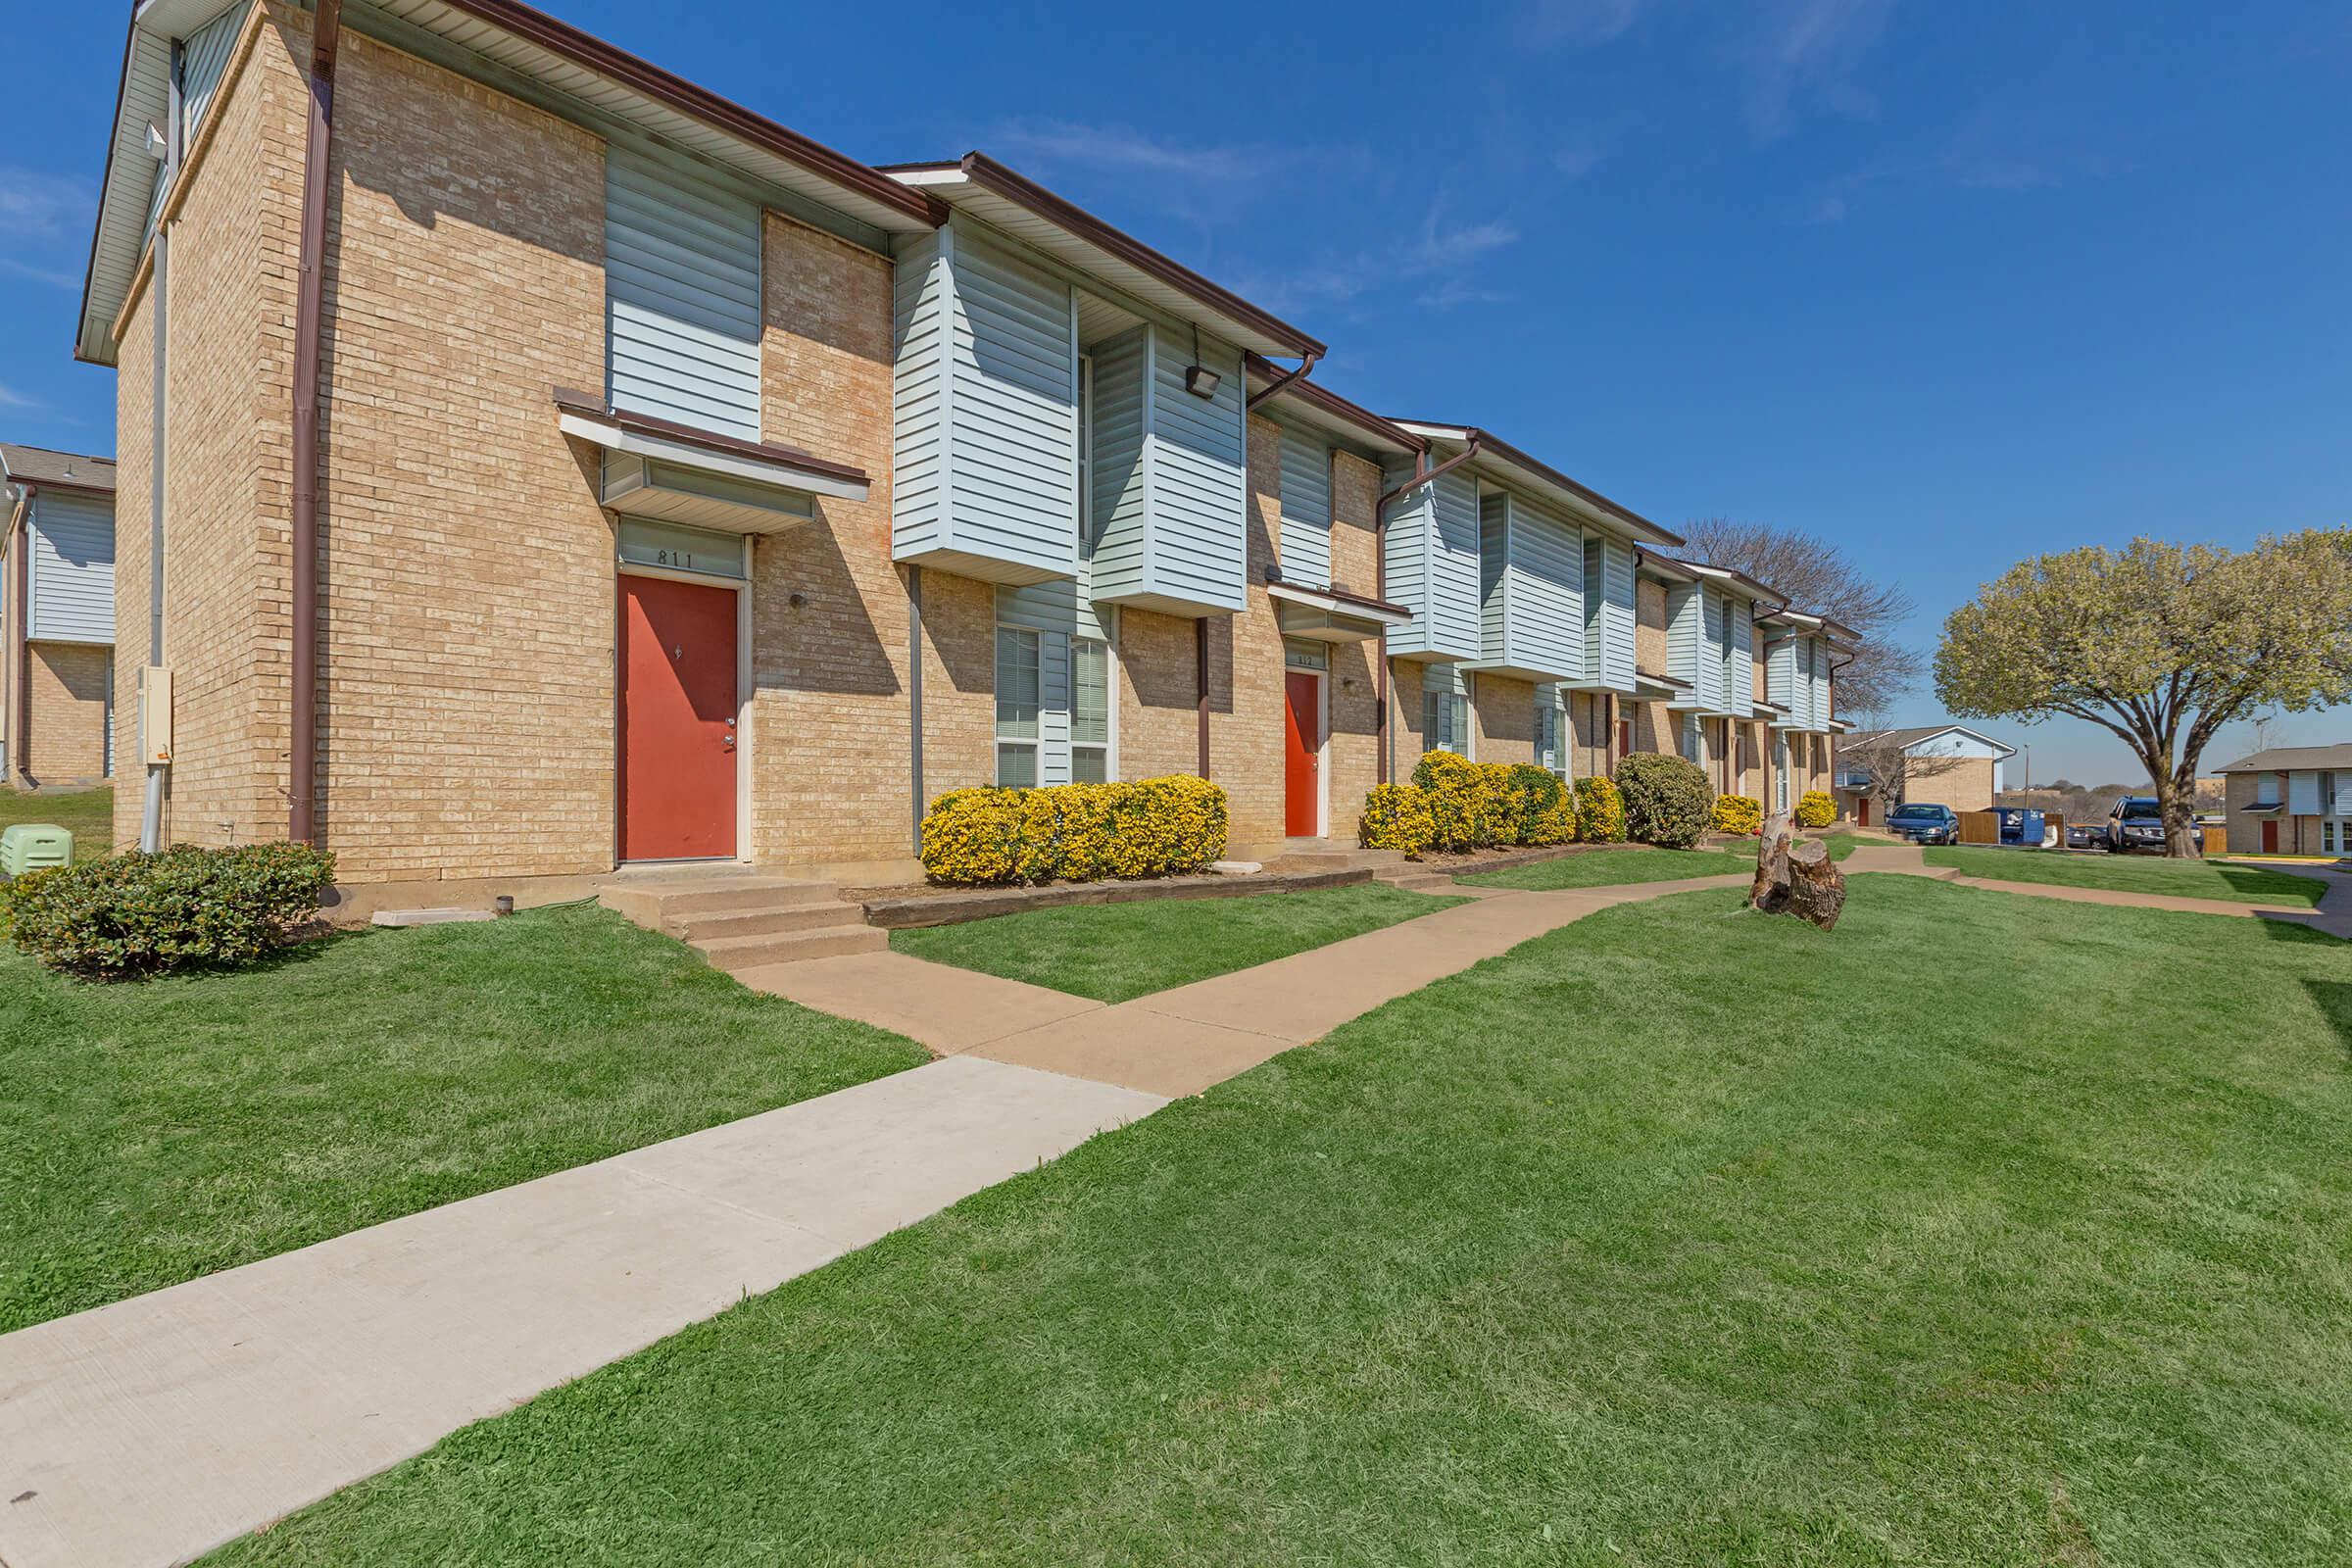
1505;764;1576;846
1573;776;1628;844
1411;750;1510;851
918;777;1227;886
1713;794;1764;836
1796;790;1838;829
1358;783;1437;858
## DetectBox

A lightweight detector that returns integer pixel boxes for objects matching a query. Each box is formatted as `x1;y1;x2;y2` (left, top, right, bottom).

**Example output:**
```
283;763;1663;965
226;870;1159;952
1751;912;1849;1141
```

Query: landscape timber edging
860;867;1374;929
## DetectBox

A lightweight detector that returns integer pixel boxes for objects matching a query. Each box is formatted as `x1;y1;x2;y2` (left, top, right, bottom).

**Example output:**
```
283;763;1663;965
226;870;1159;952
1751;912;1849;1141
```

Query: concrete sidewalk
0;1057;1161;1568
1842;840;2351;924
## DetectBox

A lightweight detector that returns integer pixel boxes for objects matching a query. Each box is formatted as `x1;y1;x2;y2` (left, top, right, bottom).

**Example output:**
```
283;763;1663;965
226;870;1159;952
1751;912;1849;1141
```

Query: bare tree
1839;731;1968;819
1681;518;1922;716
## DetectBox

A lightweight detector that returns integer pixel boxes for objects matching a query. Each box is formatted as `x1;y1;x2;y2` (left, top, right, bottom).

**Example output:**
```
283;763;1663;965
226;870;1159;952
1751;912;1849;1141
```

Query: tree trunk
1785;839;1847;929
1751;811;1794;910
2152;771;2200;858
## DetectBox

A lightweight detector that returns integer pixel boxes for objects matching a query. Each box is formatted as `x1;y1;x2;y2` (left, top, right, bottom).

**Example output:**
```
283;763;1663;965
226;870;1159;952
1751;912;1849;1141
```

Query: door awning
554;388;868;534
1267;579;1415;643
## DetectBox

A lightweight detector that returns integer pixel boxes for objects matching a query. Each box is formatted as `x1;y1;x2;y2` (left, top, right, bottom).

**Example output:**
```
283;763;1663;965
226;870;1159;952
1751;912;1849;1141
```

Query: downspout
1195;619;1209;778
907;565;924;853
1374;435;1478;785
139;41;184;852
9;490;27;788
287;0;343;845
1244;352;1318;411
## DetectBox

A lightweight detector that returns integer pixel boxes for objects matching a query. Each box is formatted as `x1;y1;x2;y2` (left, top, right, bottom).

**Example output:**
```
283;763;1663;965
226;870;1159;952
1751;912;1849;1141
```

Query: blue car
1886;803;1961;846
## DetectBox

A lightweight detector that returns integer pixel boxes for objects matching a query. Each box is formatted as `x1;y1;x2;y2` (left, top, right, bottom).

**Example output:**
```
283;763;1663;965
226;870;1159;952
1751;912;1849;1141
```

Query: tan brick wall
915;569;995;805
116;2;305;856
24;644;113;786
309;27;612;882
1632;696;1672;755
1569;690;1610;779
1636;577;1668;674
1391;656;1435;762
1116;606;1200;784
754;212;921;867
1325;451;1383;829
2226;770;2273;854
1469;671;1535;765
1900;755;1995;814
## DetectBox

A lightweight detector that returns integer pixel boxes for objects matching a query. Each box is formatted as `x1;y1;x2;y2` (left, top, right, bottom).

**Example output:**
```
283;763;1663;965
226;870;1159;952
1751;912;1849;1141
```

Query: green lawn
1461;844;1749;890
1;905;925;1332
1926;844;2332;907
207;876;2352;1564
0;782;114;858
890;882;1465;1003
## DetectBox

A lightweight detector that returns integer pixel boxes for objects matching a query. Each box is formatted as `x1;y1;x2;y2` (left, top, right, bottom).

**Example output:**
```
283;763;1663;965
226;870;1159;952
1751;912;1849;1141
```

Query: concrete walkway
0;1058;1162;1568
755;873;1753;1097
1841;840;2352;924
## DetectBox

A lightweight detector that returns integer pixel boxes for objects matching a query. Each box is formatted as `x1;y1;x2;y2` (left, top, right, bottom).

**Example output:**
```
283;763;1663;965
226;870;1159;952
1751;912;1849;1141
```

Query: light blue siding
1769;632;1830;729
1378;464;1481;661
998;585;1076;784
1581;534;1636;690
180;4;249;142
26;492;116;645
1725;598;1753;717
2290;769;2321;817
1665;582;1705;706
1086;321;1246;615
1473;489;1583;680
891;220;1081;584
606;147;764;442
1276;420;1332;589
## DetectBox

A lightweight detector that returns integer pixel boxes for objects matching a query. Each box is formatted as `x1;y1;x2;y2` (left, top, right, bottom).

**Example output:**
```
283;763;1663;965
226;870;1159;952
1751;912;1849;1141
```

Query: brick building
76;0;1848;901
2217;746;2352;856
2;444;118;793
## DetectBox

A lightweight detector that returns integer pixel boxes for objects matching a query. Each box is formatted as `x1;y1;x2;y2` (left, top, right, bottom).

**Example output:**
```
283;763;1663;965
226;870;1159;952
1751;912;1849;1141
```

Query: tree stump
1749;811;1846;929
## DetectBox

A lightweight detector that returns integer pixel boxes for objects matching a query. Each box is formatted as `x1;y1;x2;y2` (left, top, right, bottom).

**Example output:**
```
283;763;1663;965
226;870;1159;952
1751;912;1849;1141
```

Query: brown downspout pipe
1195;618;1209;778
8;488;29;787
288;0;343;845
1374;436;1476;784
1244;353;1319;411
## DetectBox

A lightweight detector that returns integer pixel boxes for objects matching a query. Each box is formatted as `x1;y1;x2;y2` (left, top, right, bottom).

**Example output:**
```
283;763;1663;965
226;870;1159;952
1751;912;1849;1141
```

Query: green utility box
0;823;74;878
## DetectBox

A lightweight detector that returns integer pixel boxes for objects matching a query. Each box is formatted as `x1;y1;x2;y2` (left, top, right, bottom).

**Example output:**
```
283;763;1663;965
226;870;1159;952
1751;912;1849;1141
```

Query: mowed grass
1462;844;1749;890
210;876;2352;1565
890;882;1464;1003
1926;844;2331;907
1;905;926;1332
0;783;114;858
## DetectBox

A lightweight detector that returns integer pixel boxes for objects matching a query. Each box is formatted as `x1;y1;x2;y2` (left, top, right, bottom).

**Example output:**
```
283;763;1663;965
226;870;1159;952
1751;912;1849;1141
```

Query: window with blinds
995;627;1041;786
1072;638;1110;783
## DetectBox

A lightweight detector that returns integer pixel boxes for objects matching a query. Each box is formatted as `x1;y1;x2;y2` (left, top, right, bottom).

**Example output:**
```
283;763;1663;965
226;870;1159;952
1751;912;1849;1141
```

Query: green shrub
919;777;1228;886
1358;783;1437;858
1796;790;1838;830
1713;794;1764;836
9;842;337;978
1573;775;1628;844
1504;764;1575;846
1411;750;1506;852
1614;754;1716;850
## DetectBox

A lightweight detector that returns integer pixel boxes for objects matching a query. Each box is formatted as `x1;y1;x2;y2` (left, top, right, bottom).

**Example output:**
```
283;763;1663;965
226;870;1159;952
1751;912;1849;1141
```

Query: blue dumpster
1995;808;2025;844
2018;808;2046;847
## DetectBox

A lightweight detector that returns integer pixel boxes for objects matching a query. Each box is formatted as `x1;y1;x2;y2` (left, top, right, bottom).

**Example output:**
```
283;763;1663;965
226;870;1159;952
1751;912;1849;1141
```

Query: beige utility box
137;665;173;765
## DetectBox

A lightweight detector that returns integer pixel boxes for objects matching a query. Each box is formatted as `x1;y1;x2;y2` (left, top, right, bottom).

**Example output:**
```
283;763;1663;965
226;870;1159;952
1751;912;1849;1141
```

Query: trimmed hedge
9;842;337;978
1796;790;1838;829
1358;753;1577;858
1615;754;1716;850
1713;794;1764;836
1573;776;1627;844
919;777;1228;886
1359;783;1437;858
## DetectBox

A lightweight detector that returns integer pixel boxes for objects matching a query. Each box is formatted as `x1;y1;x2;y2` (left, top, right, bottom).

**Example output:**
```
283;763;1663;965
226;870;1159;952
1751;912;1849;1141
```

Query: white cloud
987;120;1366;185
0;256;79;291
1553;137;1607;179
1736;0;1895;141
0;383;47;411
1522;0;1653;48
0;169;91;238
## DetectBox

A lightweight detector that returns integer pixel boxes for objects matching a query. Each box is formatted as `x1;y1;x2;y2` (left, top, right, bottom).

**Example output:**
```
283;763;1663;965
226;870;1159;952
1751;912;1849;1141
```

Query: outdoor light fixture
1183;324;1220;400
145;122;168;160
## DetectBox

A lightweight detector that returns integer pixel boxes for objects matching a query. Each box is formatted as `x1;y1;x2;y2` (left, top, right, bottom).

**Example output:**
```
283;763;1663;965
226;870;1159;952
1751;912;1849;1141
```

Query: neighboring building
75;0;1849;901
2216;746;2352;856
2;444;118;791
1836;724;2014;823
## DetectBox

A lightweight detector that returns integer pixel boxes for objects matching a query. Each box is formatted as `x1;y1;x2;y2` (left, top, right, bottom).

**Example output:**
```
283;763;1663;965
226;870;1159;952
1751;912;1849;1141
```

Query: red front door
2263;819;2279;855
1284;670;1320;837
1858;798;1871;825
619;574;738;860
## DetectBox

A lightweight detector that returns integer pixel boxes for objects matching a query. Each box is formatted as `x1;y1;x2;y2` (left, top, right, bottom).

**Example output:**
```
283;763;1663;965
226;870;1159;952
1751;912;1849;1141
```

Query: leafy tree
1681;517;1921;716
1936;533;2352;858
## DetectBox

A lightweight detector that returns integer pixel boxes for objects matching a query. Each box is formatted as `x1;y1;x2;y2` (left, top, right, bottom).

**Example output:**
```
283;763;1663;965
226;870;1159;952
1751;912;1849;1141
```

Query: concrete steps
1277;840;1409;875
599;871;885;972
1376;869;1463;894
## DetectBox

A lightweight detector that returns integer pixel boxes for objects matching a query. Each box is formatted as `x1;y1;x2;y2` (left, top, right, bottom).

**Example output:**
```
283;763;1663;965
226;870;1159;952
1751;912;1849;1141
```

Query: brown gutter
1241;353;1425;454
937;154;1326;359
1244;353;1318;411
1379;435;1480;511
432;0;939;228
288;0;342;846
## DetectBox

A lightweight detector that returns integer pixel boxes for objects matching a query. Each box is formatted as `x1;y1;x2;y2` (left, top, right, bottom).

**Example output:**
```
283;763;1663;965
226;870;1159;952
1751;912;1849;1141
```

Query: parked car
2066;822;2101;852
2105;796;2170;854
1886;803;1961;846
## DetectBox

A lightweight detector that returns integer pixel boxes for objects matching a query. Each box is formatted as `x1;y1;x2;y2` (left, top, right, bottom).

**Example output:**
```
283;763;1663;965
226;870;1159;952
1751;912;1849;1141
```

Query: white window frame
1072;630;1114;784
1423;677;1471;759
995;624;1042;787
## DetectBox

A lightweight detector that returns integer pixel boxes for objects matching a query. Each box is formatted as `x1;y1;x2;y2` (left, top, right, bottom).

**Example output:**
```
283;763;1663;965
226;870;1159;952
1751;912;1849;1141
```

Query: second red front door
1284;670;1320;837
619;573;738;861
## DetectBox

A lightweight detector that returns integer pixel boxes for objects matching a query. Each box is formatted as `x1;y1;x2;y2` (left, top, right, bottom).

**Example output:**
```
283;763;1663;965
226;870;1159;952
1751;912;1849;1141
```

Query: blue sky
4;0;2347;785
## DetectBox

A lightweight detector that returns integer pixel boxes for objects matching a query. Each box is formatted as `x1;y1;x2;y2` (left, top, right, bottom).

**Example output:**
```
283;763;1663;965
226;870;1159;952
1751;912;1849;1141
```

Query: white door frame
1284;660;1330;839
615;552;754;864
